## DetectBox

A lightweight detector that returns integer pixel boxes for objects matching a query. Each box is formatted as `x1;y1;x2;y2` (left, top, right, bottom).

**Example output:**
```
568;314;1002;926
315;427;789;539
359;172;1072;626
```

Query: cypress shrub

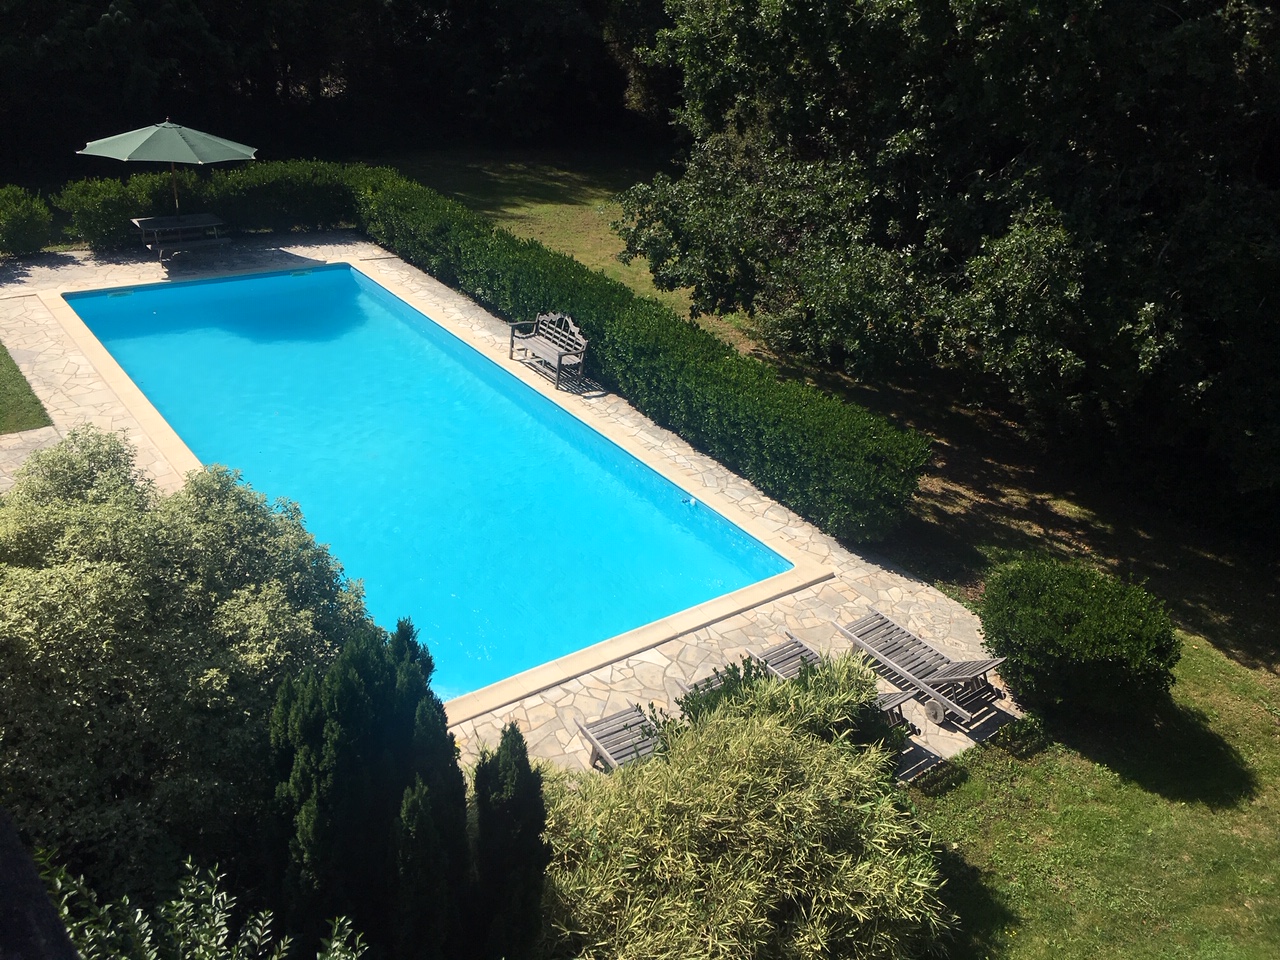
473;723;551;960
981;556;1181;714
0;185;52;255
270;618;469;960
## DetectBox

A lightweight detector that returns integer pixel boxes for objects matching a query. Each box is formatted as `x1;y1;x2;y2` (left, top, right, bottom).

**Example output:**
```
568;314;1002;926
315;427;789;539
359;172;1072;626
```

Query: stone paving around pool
0;233;1019;778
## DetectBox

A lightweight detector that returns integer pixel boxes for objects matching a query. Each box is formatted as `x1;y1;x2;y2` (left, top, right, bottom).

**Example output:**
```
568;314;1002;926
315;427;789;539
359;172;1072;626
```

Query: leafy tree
0;427;367;900
617;1;1280;498
473;723;550;960
270;619;468;960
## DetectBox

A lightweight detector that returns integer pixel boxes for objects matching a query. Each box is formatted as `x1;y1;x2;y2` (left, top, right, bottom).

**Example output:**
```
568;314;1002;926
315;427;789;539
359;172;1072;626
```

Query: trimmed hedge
981;556;1181;714
47;161;929;541
0;185;52;255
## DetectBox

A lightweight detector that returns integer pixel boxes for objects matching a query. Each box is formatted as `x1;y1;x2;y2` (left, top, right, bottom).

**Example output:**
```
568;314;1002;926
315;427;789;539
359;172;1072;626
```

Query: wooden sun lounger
754;632;917;733
575;704;658;771
836;611;1004;724
754;630;821;680
578;632;927;771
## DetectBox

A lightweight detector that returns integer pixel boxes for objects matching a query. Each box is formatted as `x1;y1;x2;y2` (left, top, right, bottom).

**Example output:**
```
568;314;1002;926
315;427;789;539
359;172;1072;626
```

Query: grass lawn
0;342;51;434
917;640;1279;959
369;145;1280;958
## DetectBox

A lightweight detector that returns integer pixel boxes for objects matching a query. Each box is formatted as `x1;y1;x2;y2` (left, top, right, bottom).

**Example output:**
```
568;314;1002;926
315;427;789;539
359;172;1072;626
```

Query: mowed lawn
362;145;694;319
376;145;1280;959
917;640;1278;959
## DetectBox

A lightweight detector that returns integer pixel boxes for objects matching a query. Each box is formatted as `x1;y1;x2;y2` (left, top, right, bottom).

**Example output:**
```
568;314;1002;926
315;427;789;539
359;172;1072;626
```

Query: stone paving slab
0;234;1018;779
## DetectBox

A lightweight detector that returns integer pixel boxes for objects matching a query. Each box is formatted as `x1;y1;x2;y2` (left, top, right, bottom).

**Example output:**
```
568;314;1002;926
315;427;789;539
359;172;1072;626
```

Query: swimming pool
64;265;792;698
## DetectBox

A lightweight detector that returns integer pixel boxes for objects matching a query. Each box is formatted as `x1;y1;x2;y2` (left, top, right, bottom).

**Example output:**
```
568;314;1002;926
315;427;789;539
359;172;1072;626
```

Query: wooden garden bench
509;312;588;389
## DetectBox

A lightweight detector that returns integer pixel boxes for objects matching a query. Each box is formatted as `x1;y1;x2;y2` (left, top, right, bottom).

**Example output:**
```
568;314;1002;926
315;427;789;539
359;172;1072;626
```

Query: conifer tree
473;723;551;960
271;619;468;959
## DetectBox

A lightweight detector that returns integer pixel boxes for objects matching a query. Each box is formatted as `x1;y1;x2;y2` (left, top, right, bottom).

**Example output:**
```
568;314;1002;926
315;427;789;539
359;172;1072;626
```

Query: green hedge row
48;161;929;541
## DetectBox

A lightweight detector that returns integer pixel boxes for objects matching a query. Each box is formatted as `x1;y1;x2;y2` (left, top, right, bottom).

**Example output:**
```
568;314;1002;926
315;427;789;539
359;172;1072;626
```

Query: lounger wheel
925;698;946;725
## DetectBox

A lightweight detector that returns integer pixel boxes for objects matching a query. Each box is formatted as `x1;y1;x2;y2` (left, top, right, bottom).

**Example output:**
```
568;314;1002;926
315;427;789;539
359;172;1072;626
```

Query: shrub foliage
474;723;553;960
45;859;366;960
542;657;947;960
0;185;52;255
270;619;469;960
981;556;1181;714
543;714;946;959
44;160;927;542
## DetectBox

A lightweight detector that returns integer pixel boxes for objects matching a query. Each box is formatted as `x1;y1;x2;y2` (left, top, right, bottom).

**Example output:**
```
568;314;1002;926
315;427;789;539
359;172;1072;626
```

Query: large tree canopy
617;1;1280;498
0;0;629;177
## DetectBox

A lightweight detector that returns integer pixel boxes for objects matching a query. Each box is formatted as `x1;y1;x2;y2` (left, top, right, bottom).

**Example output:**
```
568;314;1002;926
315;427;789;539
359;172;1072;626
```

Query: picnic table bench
509;312;588;389
131;213;229;260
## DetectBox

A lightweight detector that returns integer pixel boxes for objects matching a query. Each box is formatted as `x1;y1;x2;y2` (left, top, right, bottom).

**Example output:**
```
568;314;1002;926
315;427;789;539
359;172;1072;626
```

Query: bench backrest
535;312;587;351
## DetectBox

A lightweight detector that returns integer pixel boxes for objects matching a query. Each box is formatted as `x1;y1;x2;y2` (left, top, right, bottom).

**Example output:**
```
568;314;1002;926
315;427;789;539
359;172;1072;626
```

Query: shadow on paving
0;252;79;289
897;696;1021;786
1046;698;1258;810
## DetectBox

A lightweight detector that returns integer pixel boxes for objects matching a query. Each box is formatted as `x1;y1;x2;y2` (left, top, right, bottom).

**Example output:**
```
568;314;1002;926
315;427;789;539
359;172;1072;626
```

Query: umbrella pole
170;161;180;216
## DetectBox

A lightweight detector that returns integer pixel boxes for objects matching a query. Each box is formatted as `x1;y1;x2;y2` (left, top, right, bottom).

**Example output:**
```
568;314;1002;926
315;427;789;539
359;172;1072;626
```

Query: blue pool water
65;265;791;698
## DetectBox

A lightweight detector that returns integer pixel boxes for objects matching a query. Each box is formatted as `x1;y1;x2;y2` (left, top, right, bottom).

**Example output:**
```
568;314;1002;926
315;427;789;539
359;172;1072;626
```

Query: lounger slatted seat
754;631;822;680
575;705;658;771
754;632;917;733
837;611;1004;725
876;690;916;731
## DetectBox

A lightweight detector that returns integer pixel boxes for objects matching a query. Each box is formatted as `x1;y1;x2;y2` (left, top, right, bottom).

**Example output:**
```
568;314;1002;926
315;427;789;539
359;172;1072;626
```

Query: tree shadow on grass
1045;698;1257;810
934;847;1018;960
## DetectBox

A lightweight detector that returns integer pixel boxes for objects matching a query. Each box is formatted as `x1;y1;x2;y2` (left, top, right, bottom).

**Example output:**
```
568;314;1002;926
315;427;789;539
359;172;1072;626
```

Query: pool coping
39;258;833;724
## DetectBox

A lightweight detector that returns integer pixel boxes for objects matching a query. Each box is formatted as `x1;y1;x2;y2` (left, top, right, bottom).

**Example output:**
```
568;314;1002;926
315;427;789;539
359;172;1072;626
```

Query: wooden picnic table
131;213;229;260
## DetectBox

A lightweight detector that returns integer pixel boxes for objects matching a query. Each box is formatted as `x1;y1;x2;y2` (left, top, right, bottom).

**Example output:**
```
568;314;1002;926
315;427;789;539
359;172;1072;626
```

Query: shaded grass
915;641;1280;959
0;341;51;434
360;145;698;322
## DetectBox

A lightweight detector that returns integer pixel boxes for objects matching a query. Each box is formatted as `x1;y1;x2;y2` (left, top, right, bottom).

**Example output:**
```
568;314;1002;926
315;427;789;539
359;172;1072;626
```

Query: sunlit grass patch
914;641;1279;959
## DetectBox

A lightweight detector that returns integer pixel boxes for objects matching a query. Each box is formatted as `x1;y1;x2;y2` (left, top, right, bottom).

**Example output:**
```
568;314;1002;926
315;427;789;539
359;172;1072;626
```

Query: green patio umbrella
77;119;257;214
